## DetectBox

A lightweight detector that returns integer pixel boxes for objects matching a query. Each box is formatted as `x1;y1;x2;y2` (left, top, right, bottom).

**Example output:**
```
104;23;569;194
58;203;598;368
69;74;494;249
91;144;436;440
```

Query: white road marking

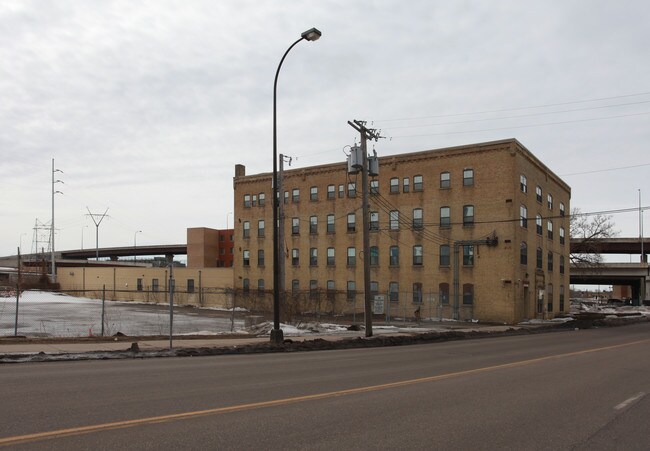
614;392;646;410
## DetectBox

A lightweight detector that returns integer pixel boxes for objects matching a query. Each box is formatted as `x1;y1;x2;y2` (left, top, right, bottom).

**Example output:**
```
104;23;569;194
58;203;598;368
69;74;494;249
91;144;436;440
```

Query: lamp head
301;27;322;41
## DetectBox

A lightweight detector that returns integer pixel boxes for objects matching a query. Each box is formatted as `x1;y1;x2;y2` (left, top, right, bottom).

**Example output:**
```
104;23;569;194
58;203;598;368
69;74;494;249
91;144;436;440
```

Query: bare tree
570;208;617;266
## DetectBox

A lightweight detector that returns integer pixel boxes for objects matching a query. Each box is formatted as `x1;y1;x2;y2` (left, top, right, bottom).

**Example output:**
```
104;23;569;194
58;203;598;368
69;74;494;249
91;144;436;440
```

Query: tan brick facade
233;139;570;324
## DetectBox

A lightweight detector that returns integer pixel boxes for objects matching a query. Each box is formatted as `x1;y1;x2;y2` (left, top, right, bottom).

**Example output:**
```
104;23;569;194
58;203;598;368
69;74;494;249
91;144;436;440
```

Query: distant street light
271;27;322;345
134;230;142;263
81;225;88;250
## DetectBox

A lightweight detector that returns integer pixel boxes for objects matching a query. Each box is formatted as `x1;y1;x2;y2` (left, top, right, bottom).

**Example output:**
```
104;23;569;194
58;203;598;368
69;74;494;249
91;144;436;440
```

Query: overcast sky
1;0;649;259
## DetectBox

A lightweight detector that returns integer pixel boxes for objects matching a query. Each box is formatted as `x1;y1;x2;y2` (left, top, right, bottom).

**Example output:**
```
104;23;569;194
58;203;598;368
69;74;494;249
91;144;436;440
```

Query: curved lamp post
271;27;322;344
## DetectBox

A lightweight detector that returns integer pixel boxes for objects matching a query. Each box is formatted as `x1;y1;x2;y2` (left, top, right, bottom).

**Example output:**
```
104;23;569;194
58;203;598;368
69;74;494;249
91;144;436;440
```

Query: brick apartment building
233;139;570;324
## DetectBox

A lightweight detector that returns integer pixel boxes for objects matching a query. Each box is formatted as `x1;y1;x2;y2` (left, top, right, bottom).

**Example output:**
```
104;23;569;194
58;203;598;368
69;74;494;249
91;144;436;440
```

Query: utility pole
347;120;382;337
51;159;63;281
640;189;644;264
87;207;109;261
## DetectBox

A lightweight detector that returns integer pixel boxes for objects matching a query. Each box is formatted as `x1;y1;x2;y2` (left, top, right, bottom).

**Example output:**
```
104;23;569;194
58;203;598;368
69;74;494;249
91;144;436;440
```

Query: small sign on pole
373;295;385;315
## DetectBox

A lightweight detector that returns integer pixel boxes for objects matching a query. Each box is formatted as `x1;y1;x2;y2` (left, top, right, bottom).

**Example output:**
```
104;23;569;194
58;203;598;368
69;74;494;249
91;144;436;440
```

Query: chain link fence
0;286;246;338
1;282;478;339
232;288;476;326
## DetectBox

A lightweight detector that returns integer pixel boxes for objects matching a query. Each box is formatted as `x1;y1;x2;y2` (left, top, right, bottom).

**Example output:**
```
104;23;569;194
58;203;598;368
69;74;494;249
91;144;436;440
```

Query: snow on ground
3;291;647;339
0;290;246;337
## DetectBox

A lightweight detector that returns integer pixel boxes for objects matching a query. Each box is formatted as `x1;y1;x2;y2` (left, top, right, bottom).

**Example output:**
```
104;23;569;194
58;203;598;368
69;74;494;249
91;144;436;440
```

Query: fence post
230;289;236;333
101;285;106;337
169;267;174;350
14;248;21;336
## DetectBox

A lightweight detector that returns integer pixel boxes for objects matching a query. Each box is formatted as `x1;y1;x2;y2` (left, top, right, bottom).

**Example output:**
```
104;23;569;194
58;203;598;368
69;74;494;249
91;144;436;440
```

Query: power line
390;111;650;139
382;100;650;130
561;162;650;177
372;91;650;123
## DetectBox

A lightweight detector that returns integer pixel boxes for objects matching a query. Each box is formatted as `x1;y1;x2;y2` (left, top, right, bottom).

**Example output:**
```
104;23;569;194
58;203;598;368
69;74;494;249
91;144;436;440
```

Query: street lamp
271;27;322;344
134;230;142;263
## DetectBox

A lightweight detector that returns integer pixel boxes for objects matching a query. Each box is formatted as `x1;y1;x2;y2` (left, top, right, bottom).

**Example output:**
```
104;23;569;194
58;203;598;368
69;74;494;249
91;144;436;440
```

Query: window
370;281;379;298
338;184;345;198
413;283;423;304
347;213;356;232
520;205;528;228
413;208;423;229
327;184;335;199
389;282;399;302
440;207;451;227
327;214;335;233
327;280;335;301
243;250;250;267
413;175;423;191
520;175;527;193
536;215;543;235
292;188;300;203
327;247;335;266
258;249;265;267
251;194;257;207
463;169;474;186
413;245;423;266
463;245;474;266
244;194;251;208
258;220;265;237
370;246;379;266
243;278;249;293
292;279;299;293
536;186;542;203
547;193;553;210
243;221;250;238
347;281;356;301
536;247;543;270
291;248;299;266
463;205;474;226
370;180;379;194
370;211;379;231
440;283;449;305
348;182;356;197
137;278;143;291
560;202;565;217
310;280;319;300
560;255;565;274
258;279;265;294
389;245;399;266
547;284;554;313
292;217;300;235
403;177;410;193
520;242;528;265
259;193;265;206
559;285;565;311
283;191;289;204
390;177;399;193
310;186;318;201
390;210;399;230
310;216;318;234
463;284;474;305
547;220;554;240
440;245;450;266
559;227;565;245
310;248;317;266
440;172;450;189
347;247;356;266
547;251;553;272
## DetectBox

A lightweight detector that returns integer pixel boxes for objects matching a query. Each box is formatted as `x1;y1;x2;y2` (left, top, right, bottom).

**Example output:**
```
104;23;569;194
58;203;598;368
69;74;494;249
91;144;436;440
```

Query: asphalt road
1;323;649;450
